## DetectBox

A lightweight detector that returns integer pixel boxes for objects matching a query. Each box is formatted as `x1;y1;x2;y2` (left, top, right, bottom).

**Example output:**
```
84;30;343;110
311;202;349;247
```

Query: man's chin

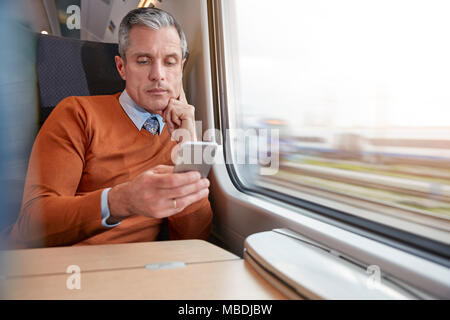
143;100;169;115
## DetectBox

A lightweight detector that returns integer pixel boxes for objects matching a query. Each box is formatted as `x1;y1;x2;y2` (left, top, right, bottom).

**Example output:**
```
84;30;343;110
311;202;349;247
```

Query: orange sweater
9;93;212;248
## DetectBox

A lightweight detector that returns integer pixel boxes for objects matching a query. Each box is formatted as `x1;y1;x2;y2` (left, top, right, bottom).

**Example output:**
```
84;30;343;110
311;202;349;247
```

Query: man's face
115;25;185;114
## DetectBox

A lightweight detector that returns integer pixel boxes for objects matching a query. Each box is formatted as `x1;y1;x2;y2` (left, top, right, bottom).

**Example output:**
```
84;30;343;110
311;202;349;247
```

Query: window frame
207;0;450;267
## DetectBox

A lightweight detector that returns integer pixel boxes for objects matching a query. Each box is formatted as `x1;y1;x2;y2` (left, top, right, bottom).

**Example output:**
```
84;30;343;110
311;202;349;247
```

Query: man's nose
149;61;165;81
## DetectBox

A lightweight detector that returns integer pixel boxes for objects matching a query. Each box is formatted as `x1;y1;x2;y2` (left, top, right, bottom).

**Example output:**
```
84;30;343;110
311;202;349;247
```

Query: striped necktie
143;116;160;135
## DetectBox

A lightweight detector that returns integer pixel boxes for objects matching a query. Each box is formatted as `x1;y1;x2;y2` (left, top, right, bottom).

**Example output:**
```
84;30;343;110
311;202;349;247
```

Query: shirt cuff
101;188;121;228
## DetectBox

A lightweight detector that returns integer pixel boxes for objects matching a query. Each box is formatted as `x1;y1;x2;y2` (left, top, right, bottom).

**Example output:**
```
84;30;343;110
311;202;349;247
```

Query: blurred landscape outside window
221;0;450;245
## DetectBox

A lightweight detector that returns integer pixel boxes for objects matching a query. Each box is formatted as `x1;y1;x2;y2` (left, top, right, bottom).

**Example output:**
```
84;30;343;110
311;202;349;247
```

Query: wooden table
0;240;286;300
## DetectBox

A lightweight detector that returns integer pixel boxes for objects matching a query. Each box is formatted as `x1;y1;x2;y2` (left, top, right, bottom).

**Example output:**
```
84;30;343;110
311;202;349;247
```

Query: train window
217;0;450;248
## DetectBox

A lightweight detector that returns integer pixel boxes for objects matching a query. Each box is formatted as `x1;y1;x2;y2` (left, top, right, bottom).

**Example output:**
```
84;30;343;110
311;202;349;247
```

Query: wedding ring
173;199;177;209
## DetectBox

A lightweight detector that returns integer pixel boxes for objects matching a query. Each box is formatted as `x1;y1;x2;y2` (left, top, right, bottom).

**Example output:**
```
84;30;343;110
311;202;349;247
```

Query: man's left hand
163;88;197;143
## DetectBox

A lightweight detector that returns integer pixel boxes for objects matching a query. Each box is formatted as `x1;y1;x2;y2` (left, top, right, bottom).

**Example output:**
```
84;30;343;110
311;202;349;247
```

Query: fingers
153;170;202;188
150;165;174;174
163;100;196;143
166;104;181;126
162;187;210;217
164;178;209;199
178;86;188;104
127;163;207;219
163;101;183;133
170;105;182;126
175;187;209;210
163;107;175;133
165;99;194;121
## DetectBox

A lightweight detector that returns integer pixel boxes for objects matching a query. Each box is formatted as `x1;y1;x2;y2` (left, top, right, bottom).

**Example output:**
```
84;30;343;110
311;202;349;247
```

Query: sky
226;0;450;129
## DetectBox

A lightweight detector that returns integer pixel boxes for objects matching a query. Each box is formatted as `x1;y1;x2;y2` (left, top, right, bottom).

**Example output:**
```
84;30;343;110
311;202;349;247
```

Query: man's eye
137;59;149;65
166;60;176;66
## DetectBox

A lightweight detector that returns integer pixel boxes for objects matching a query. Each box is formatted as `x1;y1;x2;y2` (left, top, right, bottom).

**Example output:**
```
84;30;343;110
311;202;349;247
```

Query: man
8;8;212;247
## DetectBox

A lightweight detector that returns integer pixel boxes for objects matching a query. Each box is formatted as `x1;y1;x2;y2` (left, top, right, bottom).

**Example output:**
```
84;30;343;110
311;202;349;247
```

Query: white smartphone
173;141;218;178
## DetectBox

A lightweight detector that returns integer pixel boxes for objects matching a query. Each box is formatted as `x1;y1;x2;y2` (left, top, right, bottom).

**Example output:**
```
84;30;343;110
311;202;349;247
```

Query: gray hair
118;7;188;61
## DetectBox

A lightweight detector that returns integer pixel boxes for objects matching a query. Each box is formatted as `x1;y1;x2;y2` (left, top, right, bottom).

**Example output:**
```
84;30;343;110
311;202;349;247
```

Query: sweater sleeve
9;97;110;248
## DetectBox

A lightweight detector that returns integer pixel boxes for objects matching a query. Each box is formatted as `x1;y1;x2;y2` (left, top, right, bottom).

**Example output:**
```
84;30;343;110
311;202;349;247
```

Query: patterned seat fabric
36;33;125;127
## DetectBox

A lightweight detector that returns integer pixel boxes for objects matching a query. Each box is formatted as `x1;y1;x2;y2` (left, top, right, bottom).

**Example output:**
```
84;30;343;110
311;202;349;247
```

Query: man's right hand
107;165;209;224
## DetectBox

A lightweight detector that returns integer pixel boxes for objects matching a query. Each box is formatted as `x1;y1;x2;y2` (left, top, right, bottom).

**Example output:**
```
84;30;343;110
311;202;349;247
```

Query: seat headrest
36;33;125;126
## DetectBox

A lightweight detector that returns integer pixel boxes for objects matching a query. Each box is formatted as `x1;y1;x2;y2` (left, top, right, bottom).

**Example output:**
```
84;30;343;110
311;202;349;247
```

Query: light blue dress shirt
101;90;166;227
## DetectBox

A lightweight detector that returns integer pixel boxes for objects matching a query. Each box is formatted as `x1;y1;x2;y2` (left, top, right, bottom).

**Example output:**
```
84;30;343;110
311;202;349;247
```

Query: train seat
36;33;125;126
0;34;125;242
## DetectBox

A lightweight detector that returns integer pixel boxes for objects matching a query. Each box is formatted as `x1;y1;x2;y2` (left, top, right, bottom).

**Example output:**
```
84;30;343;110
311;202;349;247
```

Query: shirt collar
119;90;165;135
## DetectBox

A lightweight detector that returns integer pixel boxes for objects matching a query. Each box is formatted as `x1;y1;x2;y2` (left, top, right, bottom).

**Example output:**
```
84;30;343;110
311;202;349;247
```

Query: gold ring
173;199;177;209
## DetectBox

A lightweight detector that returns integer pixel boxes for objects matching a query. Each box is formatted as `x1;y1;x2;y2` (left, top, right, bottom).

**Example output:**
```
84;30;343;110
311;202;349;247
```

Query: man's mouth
147;88;168;95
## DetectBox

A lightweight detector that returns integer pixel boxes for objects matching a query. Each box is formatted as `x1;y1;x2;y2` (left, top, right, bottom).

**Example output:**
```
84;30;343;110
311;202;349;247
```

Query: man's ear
115;55;126;80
